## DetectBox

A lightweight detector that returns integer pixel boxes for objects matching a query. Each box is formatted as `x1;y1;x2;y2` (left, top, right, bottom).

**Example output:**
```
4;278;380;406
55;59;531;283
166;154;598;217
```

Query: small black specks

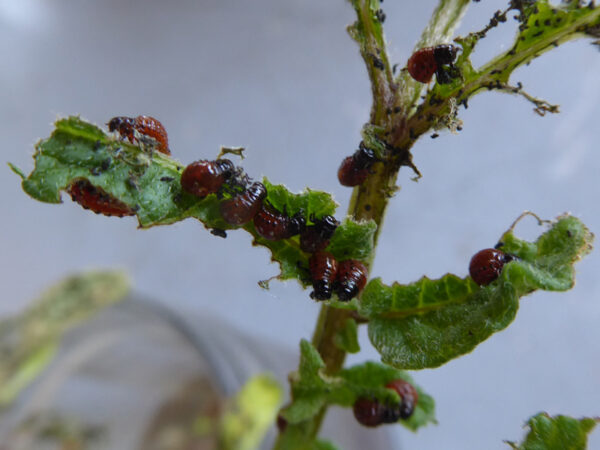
430;133;439;139
393;106;401;114
371;54;385;70
211;228;227;238
364;204;372;211
566;229;573;238
392;63;399;74
375;8;386;23
386;108;392;115
160;176;175;182
535;19;540;27
544;18;551;26
532;30;544;38
457;125;463;131
100;158;112;171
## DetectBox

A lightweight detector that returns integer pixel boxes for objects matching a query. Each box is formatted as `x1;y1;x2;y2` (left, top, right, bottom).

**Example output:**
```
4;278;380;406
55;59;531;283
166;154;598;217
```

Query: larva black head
107;116;134;132
353;143;377;167
380;404;402;424
215;158;235;178
315;215;339;239
247;181;267;201
433;44;458;66
288;211;307;236
385;379;419;420
310;280;334;301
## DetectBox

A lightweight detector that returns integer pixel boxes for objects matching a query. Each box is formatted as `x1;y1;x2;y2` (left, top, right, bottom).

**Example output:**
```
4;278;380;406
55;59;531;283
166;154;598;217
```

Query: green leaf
327;218;376;262
506;413;599;450
407;2;600;140
0;270;130;406
13;116;376;289
334;318;360;354
219;374;283;450
281;340;436;431
363;214;593;370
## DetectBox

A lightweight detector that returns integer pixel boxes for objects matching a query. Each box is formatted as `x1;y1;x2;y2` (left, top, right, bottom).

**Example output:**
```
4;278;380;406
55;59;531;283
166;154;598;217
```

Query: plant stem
277;0;473;444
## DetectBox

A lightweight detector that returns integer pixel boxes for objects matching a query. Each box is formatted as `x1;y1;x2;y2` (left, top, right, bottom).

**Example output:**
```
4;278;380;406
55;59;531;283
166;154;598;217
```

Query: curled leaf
362;214;593;369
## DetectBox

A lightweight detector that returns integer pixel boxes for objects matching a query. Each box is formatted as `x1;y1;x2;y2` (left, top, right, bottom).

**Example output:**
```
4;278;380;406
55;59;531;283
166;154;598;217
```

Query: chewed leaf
409;2;600;140
263;179;337;219
505;413;599;450
363;215;593;370
327;218;376;261
280;340;435;432
13;116;375;288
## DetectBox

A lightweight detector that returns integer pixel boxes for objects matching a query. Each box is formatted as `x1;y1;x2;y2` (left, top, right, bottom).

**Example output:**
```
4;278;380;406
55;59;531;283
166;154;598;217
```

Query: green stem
275;1;472;446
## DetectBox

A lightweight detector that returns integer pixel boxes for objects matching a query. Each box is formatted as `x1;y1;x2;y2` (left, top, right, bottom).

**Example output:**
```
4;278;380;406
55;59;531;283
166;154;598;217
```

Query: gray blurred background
2;0;599;448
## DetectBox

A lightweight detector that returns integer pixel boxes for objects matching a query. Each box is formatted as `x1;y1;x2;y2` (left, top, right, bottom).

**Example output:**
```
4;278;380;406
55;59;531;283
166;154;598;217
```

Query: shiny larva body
107;115;170;155
253;204;305;241
68;179;135;217
335;259;368;301
337;145;377;187
385;379;419;419
300;215;339;253
407;44;458;84
352;398;386;427
468;248;513;286
180;159;234;198
308;251;338;300
352;398;402;428
220;181;267;226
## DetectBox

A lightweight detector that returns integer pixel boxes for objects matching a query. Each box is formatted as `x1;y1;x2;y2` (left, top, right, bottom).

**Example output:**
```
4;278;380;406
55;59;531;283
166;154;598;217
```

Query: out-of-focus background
2;0;599;448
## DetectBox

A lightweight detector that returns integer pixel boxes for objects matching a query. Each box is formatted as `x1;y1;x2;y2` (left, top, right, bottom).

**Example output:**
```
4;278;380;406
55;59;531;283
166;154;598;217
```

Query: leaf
333;318;360;354
13;116;375;288
407;2;600;139
0;270;130;406
327;218;376;262
219;374;283;450
505;413;599;450
363;214;593;370
280;340;436;431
